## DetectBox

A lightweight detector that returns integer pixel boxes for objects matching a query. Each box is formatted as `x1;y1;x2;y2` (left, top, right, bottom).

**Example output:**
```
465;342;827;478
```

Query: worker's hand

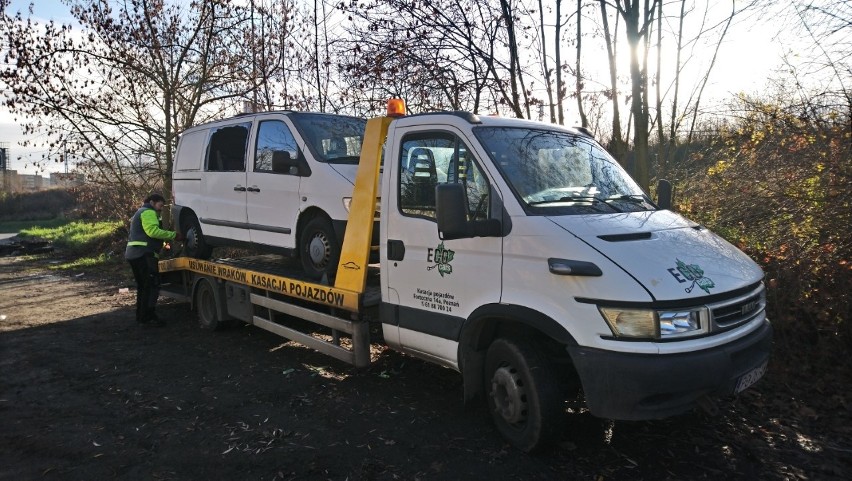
174;232;185;242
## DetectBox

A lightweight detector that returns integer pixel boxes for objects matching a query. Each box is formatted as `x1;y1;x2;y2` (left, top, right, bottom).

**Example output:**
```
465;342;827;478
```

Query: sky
0;0;793;176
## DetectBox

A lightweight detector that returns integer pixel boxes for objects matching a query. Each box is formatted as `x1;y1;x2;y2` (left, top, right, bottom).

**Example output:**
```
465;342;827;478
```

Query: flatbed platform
159;255;381;312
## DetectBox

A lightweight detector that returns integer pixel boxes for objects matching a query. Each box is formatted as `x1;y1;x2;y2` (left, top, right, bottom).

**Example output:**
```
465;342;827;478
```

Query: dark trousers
128;253;161;323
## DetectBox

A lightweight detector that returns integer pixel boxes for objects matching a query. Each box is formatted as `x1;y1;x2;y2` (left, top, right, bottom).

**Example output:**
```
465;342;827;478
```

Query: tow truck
160;99;772;452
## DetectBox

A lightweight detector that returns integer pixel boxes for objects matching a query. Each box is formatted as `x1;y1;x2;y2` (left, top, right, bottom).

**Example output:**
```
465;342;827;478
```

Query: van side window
399;132;490;221
255;120;298;172
206;123;250;172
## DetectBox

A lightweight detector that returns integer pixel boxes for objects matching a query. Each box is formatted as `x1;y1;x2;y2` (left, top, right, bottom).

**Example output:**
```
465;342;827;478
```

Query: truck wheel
196;280;221;330
299;216;340;281
485;337;563;452
184;214;212;259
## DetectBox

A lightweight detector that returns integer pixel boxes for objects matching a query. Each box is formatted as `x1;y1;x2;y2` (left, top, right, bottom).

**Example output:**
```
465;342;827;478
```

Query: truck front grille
707;283;766;331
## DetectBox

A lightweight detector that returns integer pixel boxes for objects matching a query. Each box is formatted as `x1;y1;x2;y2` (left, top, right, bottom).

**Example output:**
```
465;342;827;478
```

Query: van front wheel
299;216;340;281
485;337;564;452
183;214;212;259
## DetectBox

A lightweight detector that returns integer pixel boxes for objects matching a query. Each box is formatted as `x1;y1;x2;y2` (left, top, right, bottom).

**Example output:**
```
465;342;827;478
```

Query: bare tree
598;1;626;166
538;0;557;122
610;0;659;191
343;0;547;117
1;0;253;206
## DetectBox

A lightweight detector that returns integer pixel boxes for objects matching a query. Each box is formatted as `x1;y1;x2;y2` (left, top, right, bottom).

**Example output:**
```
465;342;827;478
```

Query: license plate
734;361;768;394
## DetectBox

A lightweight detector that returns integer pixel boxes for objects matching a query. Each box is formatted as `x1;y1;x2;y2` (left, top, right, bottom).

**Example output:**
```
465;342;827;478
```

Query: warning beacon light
387;98;406;117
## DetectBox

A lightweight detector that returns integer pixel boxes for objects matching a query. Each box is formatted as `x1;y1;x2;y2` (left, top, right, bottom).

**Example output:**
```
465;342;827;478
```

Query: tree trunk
555;0;565;124
575;0;588;127
500;0;527;118
621;0;651;191
538;0;556;122
599;0;625;166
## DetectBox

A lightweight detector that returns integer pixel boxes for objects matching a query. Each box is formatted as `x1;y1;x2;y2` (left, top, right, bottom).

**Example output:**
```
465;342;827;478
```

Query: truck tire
196;279;222;330
485;337;564;452
299;216;340;281
184;213;213;260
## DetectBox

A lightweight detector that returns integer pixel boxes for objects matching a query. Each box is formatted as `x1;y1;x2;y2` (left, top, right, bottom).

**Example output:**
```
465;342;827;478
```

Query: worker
125;193;183;326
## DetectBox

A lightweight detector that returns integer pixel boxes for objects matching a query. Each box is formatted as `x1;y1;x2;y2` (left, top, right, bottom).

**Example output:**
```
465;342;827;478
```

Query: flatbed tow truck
159;100;772;451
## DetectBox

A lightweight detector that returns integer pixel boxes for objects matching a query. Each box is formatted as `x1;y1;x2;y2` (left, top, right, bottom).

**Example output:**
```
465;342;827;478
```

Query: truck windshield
289;113;367;164
474;127;655;215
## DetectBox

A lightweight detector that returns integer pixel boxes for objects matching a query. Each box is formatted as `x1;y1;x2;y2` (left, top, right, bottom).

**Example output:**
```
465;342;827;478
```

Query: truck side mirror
436;183;468;240
272;150;299;174
436;183;501;240
657;179;673;210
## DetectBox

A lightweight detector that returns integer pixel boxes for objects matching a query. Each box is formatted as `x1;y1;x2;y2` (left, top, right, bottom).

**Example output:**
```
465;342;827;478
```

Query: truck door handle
246;186;260;192
233;185;246;192
387;239;405;261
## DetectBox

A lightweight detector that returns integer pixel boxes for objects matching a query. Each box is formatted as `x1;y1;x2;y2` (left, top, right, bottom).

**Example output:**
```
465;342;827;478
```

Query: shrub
0;190;75;221
676;93;851;356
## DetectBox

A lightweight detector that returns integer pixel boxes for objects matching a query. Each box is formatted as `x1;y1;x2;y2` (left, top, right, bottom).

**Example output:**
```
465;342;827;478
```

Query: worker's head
144;193;166;211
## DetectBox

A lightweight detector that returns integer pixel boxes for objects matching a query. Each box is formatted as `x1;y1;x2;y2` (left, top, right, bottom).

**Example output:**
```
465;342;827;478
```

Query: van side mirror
272;150;299;174
436;183;501;240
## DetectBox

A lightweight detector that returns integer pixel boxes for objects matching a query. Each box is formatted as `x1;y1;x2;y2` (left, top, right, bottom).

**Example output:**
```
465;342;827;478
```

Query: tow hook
696;395;719;416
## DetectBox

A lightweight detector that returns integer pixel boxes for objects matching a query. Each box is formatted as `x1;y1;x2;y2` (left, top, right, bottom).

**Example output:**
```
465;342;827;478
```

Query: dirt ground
1;253;850;481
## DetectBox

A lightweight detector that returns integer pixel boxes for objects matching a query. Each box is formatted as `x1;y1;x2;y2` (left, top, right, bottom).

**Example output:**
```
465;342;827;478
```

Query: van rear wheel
299;216;340;281
485;337;564;452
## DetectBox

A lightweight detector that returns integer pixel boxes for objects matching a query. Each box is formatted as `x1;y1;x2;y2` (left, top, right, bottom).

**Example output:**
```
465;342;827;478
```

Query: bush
675;93;851;356
0;190;75;222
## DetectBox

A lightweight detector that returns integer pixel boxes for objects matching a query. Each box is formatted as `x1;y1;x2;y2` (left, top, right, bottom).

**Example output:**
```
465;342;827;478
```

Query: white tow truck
161;99;772;451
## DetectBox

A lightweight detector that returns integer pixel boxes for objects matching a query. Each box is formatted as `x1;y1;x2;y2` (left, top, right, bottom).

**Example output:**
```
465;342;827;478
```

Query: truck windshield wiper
609;194;655;208
528;196;621;212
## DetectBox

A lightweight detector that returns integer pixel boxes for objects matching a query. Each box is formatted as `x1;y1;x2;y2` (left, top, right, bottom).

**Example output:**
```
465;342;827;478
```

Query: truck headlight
599;306;709;339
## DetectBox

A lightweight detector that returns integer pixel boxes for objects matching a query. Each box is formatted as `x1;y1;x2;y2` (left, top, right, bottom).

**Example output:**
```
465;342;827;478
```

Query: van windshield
289;113;367;164
474;127;655;215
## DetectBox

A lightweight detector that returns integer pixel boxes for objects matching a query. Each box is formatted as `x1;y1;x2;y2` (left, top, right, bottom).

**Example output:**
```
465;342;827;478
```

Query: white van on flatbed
171;111;370;279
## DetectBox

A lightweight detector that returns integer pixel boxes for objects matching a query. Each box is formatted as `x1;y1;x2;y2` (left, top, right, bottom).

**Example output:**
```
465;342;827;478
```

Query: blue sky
6;0;75;23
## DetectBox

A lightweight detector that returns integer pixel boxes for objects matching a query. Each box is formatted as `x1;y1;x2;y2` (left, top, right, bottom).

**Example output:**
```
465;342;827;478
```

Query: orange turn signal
387;98;406;117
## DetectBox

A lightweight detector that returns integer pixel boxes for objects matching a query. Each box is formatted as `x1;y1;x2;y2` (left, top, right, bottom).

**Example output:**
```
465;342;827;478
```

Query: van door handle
387;239;405;261
233;185;246;192
246;186;260;192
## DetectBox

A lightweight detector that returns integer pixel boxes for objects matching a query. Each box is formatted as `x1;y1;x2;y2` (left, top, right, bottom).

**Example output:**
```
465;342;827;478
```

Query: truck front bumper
566;320;772;420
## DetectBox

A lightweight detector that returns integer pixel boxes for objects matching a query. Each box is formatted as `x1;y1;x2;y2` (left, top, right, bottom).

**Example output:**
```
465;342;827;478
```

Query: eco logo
427;242;454;277
667;259;715;294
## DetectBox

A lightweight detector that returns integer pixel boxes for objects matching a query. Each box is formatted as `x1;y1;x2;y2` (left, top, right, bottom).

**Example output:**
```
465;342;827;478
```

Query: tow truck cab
373;104;771;450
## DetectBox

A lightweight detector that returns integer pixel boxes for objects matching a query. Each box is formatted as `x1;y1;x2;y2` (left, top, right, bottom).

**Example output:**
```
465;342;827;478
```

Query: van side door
200;122;251;242
246;118;302;249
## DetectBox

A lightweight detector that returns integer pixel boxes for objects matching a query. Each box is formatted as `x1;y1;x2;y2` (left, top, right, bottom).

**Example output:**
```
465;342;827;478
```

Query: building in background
1;143;85;193
49;172;85;188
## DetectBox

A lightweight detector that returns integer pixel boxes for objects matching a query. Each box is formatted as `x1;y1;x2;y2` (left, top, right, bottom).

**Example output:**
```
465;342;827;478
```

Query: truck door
384;128;502;367
201;122;251;242
246;118;301;249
